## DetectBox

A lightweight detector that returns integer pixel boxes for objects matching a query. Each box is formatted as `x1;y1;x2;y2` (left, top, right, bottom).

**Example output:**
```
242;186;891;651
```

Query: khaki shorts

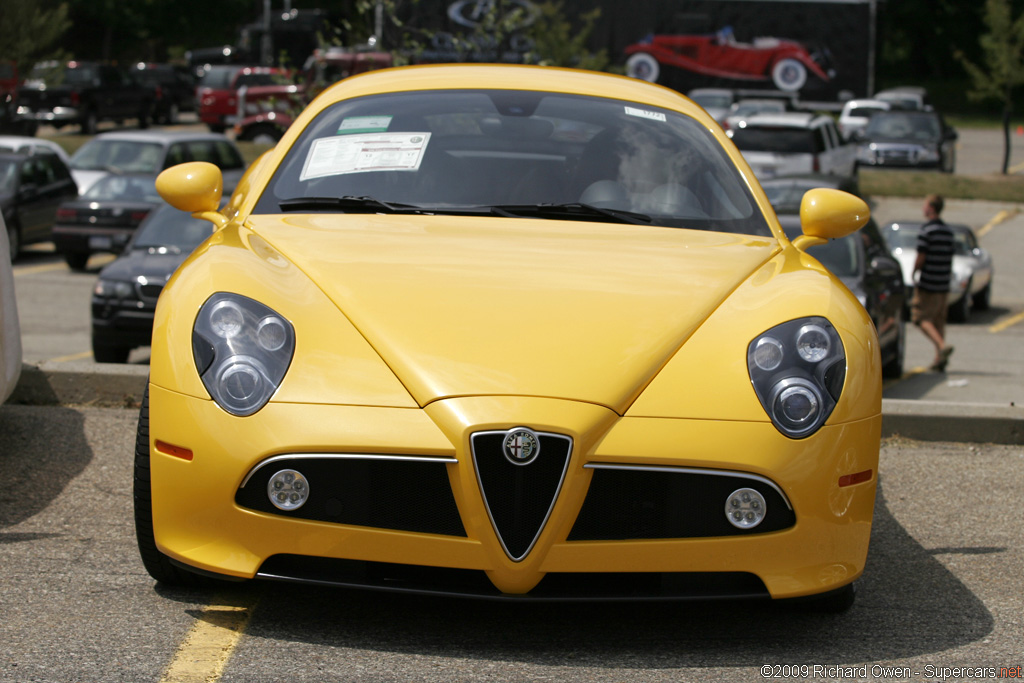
911;288;947;333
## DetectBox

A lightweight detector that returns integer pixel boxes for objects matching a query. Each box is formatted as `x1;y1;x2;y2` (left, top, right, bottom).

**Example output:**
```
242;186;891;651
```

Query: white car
883;220;994;322
722;98;788;132
0;135;72;165
1;213;22;404
837;98;891;140
67;130;248;194
728;112;857;180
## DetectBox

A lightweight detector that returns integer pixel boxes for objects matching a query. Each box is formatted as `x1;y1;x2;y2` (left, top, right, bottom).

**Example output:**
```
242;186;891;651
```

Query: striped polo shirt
916;218;954;292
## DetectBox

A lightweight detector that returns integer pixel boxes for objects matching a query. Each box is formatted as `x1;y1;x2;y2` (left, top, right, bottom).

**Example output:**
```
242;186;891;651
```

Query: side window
36;156;58;185
186;141;217;165
20;159;37;185
214;141;244;170
165;144;187;168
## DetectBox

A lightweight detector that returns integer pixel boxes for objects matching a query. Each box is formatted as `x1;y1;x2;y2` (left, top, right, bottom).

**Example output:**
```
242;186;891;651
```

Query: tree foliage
0;0;72;75
958;0;1024;172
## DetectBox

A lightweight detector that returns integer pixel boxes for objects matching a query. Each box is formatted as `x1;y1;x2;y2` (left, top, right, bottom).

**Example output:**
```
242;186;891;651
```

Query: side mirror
155;161;227;228
792;188;870;250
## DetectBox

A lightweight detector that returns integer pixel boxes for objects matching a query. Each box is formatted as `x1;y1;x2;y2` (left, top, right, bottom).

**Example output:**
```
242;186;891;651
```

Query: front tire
92;336;131;364
882;315;906;379
134;387;218;587
63;251;90;272
625;52;660;83
948;281;972;322
771;58;808;92
972;281;991;311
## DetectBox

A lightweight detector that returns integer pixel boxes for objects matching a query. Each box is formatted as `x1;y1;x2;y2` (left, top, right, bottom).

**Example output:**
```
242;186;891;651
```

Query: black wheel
972;281;991;311
882;315;906;379
208;123;226;133
81;109;98;135
63;251;90;271
948;280;972;322
134;387;220;587
92;336;131;364
242;122;282;144
5;220;19;261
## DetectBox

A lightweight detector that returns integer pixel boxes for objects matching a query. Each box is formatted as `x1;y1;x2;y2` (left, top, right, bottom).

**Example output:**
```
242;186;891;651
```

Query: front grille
236;455;466;536
471;430;572;561
137;282;163;300
569;466;794;540
257;554;769;601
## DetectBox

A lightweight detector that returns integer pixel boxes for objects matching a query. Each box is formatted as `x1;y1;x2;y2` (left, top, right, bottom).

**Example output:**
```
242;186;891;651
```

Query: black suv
132;63;197;125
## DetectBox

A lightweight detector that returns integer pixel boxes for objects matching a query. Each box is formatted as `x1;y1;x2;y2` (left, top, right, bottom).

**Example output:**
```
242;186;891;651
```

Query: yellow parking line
160;592;259;683
13;262;66;276
1009;160;1024;174
976;208;1019;238
990;310;1024;333
48;351;94;363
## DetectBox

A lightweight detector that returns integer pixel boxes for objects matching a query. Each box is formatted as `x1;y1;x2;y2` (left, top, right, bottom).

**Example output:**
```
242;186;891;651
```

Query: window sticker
337;116;393;134
299;133;431;181
624;106;666;122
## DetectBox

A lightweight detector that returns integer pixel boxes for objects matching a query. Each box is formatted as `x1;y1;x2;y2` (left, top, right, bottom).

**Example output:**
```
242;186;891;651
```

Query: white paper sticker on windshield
624;106;666;122
337;116;393;134
299;133;431;181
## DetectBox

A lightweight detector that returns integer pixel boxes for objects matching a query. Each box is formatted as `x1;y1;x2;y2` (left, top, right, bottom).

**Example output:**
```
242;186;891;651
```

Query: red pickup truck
197;65;290;133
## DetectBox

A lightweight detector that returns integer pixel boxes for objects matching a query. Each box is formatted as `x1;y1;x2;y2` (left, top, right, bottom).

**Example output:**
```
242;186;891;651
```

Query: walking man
911;194;955;371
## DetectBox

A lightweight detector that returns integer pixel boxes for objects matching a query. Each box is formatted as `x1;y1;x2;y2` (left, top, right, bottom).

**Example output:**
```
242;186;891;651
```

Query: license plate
88;236;113;250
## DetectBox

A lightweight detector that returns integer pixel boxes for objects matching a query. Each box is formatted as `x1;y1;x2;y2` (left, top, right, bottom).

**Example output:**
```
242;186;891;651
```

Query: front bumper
147;385;879;600
53;225;134;255
16;106;81;124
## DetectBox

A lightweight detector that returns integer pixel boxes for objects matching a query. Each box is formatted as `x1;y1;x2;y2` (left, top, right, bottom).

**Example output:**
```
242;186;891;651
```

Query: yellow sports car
135;64;880;611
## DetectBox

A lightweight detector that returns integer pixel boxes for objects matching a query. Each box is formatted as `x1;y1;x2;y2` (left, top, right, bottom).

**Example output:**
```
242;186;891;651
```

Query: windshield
254;89;770;235
133;205;212;251
70;140;164;173
0;159;17;193
865;113;941;141
83;175;160;202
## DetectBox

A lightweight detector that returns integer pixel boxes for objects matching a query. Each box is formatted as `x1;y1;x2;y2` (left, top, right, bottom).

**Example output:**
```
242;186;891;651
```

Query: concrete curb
9;363;1024;445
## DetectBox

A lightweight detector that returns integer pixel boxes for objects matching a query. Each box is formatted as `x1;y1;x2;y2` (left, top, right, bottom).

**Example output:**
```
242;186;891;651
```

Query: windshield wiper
488;203;654;226
279;196;424;214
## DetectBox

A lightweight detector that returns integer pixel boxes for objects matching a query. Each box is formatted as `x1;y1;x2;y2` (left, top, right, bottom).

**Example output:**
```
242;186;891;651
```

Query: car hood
70;169;109;194
248;214;777;411
98;247;190;284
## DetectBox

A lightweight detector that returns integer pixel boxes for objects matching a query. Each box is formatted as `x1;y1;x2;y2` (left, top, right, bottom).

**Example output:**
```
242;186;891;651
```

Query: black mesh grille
472;431;571;560
257;554;769;601
236;456;466;536
569;467;794;540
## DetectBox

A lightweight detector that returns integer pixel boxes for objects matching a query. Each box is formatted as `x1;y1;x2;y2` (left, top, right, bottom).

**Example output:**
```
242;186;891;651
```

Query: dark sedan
1;150;79;259
91;203;212;362
53;173;162;271
854;110;958;173
762;174;906;378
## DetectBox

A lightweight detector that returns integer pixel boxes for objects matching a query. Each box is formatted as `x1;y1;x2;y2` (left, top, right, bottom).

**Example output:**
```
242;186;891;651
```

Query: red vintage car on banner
625;28;834;93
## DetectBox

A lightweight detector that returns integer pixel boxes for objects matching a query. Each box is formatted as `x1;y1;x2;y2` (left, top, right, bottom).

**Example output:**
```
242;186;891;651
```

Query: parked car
763;174;905;378
53;173;163;271
0;150;79;259
133;63;197;125
854;110;958;173
873;86;930;111
837;98;890;140
138;63;881;612
197;65;290;132
686;87;736;123
721;98;787;132
67;130;246;195
0;213;21;404
0;135;71;165
16;60;156;135
625;28;834;93
91;203;214;362
882;220;993;322
729;112;857;179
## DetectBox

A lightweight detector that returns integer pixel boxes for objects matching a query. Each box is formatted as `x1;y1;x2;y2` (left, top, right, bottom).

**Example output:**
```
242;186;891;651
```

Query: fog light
726;488;766;529
268;469;309;511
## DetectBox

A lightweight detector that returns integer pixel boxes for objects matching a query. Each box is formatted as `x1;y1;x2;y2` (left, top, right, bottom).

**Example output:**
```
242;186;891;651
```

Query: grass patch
858;169;1024;202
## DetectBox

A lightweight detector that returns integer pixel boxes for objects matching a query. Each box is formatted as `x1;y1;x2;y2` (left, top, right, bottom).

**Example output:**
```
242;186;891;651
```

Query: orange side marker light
838;469;872;487
155;440;194;461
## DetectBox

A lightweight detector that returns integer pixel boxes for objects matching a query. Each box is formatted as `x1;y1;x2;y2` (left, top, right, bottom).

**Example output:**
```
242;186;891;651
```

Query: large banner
401;0;874;101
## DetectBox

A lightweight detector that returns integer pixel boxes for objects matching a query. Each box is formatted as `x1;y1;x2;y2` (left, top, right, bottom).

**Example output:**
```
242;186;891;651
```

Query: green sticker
338;116;393;134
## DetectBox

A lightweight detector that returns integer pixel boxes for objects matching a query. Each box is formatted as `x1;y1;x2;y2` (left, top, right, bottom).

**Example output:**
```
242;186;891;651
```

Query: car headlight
856;144;875;163
918;147;940;162
94;279;136;300
747;317;845;439
192;292;295;416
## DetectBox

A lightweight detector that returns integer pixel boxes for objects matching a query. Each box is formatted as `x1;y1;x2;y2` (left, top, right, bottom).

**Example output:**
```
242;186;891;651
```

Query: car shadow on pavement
0;405;92;536
157;476;993;670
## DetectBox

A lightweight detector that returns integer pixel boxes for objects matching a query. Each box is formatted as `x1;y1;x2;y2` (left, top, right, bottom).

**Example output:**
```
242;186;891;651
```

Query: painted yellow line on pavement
1009;159;1024;175
976;208;1020;238
47;351;94;363
13;262;66;276
990;310;1024;334
160;592;259;683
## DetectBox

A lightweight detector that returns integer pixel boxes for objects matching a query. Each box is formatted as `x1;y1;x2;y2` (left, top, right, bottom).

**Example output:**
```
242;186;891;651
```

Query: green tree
524;2;609;71
958;0;1024;173
0;0;72;75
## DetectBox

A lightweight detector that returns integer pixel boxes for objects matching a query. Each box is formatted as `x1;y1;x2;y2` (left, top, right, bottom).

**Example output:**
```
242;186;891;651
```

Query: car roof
738;112;823;127
841;98;890;112
88;130;237;144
